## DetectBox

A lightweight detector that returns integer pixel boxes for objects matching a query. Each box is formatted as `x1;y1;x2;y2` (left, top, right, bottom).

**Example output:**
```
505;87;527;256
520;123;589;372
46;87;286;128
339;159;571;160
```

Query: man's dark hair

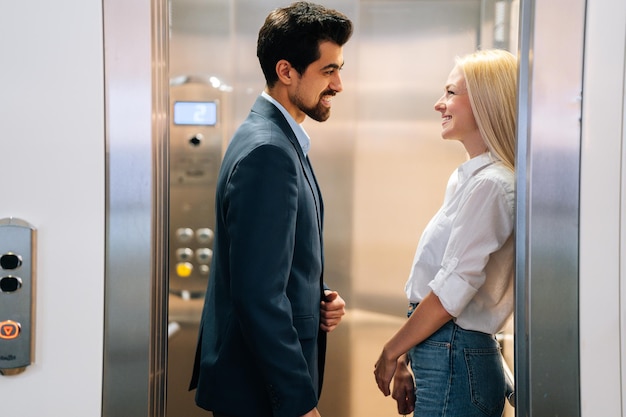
257;1;353;87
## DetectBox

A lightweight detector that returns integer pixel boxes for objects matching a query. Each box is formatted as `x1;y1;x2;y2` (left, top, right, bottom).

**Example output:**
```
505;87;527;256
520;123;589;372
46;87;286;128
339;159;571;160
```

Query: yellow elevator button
176;262;193;278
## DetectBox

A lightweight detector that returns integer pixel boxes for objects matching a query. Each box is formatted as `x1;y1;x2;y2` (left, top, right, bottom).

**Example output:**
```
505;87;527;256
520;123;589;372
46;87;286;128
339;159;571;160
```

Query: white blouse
404;152;515;334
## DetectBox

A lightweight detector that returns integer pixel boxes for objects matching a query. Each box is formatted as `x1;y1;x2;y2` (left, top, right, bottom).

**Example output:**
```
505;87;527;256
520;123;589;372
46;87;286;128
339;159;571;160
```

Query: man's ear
276;59;293;85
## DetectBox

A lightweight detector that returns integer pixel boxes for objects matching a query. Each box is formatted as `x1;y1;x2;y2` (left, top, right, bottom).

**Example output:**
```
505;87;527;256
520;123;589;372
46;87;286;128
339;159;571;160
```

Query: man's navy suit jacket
190;96;328;417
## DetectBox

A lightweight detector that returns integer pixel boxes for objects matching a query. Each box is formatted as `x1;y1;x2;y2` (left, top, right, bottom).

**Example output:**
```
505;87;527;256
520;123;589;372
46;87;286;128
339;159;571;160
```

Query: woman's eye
446;89;455;96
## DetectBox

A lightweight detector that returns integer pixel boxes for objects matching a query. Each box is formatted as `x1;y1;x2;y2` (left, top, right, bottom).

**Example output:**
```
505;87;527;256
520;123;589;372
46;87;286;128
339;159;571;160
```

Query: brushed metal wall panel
515;0;585;415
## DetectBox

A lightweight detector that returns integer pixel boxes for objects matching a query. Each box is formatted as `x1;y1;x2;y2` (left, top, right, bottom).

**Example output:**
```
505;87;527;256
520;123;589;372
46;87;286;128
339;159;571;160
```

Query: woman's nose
434;98;445;112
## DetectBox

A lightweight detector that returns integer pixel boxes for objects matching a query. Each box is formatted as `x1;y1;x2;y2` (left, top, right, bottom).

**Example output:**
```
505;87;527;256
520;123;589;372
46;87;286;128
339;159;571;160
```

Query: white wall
0;1;105;416
580;0;626;416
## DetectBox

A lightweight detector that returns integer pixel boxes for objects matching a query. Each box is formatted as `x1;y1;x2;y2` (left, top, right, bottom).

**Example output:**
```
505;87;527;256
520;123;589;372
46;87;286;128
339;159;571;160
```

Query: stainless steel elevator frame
100;0;588;415
515;0;585;415
102;0;169;416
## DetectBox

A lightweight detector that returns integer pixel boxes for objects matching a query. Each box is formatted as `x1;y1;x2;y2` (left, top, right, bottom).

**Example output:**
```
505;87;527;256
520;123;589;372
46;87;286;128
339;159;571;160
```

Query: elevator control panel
169;76;225;297
0;218;36;376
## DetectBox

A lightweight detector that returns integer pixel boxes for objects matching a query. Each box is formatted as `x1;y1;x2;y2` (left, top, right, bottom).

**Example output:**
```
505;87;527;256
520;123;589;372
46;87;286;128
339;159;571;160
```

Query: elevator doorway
166;1;519;416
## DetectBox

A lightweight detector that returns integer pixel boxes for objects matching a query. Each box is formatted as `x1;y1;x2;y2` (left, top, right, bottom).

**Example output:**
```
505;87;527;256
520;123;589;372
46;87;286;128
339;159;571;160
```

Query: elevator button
0;253;22;270
199;265;210;275
0;320;20;340
196;248;213;264
176;248;194;261
176;262;193;278
196;228;214;244
176;228;194;243
0;276;22;293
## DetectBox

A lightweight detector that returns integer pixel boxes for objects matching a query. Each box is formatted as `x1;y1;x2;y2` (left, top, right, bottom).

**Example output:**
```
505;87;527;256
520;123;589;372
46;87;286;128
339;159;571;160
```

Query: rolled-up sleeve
428;174;514;317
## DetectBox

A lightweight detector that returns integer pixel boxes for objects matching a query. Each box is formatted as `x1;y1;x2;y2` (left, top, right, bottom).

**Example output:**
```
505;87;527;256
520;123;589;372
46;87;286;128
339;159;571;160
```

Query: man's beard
293;90;335;122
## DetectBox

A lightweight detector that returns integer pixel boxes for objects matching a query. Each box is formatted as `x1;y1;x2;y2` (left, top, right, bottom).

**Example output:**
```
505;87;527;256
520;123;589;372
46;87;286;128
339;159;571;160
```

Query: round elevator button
196;228;214;244
196;248;213;264
176;228;194;243
176;262;193;278
176;247;194;261
0;276;22;293
0;253;22;270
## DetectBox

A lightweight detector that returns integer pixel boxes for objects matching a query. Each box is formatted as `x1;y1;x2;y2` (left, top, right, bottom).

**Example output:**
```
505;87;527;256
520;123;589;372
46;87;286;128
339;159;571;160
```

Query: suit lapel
251;97;323;235
303;155;323;236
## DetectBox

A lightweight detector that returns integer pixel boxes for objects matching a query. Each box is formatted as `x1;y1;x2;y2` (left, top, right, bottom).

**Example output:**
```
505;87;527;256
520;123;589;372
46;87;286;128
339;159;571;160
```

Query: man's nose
330;72;343;93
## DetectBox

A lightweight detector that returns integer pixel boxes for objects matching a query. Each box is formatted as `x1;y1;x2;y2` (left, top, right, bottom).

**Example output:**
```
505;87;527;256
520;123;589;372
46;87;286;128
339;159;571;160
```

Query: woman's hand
374;347;398;396
391;355;415;415
374;293;453;400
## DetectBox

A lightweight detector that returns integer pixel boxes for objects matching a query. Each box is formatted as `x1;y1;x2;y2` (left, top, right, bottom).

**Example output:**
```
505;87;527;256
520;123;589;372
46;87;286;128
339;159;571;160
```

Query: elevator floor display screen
174;101;217;126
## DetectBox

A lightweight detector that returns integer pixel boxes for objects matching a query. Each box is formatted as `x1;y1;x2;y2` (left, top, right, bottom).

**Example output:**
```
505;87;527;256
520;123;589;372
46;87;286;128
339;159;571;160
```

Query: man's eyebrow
321;62;344;70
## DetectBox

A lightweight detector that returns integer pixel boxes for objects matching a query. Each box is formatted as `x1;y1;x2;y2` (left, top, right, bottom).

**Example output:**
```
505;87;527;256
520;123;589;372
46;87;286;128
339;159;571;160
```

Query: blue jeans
407;315;506;416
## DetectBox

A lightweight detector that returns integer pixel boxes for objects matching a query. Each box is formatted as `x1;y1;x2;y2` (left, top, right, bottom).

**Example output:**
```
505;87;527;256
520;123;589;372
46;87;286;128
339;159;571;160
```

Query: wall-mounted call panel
0;218;36;375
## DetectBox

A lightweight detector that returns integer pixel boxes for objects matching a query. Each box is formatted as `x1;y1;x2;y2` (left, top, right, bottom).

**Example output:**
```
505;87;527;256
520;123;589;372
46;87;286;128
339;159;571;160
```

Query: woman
374;49;517;417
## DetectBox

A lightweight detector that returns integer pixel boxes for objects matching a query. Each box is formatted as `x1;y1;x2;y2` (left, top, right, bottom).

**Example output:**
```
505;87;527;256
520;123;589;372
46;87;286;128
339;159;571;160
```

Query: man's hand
320;290;345;332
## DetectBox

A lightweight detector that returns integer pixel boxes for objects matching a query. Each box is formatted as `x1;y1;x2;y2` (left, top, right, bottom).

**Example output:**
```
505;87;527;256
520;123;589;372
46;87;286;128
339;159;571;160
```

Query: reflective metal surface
0;218;36;376
515;0;585;415
102;0;169;416
168;77;224;297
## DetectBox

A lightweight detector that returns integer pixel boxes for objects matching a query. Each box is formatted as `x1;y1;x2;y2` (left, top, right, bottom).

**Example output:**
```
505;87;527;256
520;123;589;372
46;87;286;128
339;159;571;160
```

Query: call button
0;320;20;340
0;276;22;293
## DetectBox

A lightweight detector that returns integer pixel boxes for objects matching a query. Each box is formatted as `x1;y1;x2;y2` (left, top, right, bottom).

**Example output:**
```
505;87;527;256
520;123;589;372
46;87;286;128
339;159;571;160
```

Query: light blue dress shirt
261;91;311;155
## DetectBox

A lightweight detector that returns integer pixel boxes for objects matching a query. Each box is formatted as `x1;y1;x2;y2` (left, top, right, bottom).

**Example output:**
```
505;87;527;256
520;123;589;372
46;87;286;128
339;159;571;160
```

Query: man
189;3;354;417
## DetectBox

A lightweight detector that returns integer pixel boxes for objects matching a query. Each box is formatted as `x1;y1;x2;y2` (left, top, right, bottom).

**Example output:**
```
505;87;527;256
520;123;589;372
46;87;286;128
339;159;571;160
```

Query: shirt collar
458;152;495;184
260;91;311;155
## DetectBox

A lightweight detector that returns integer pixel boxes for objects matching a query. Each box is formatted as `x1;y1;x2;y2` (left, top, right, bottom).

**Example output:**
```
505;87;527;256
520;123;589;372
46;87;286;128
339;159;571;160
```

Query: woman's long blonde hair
456;49;518;171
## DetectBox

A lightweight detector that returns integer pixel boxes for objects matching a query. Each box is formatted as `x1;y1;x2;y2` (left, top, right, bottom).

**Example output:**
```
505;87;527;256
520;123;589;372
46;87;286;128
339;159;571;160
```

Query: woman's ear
275;59;293;85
